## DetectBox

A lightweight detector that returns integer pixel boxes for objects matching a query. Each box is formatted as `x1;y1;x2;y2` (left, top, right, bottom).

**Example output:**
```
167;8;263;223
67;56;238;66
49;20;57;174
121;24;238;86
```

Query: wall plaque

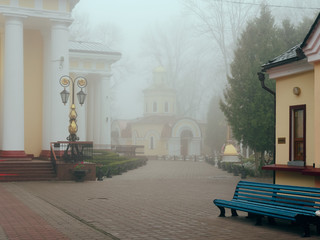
278;137;286;144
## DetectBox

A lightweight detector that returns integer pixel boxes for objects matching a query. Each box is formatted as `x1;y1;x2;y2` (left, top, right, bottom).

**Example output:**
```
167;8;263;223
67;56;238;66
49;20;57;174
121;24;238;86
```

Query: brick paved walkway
0;160;319;239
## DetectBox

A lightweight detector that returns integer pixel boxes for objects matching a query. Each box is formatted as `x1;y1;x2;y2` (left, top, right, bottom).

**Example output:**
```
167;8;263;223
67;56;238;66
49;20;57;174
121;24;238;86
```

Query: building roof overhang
262;13;320;75
69;41;121;74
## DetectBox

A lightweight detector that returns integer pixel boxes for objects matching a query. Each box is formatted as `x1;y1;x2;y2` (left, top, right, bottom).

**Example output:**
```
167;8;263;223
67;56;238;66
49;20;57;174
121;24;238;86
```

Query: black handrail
50;143;57;174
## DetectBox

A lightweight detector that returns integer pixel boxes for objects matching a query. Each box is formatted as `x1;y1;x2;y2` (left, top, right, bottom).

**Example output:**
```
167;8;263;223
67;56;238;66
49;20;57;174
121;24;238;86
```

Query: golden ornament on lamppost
77;78;87;87
69;104;77;120
60;77;70;86
69;120;78;135
68;104;78;135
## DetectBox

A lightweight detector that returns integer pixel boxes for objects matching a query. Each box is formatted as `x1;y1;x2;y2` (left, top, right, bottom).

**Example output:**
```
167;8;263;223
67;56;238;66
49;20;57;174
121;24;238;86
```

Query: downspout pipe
257;72;276;184
258;72;275;96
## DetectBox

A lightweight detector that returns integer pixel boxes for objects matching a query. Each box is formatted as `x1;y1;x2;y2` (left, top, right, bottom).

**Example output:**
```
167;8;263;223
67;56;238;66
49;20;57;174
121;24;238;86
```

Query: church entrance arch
180;130;193;156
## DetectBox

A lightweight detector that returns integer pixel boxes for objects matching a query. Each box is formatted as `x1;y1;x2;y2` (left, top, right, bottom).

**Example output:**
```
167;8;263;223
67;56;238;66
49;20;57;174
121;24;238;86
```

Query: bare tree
183;0;320;75
182;0;258;75
140;17;216;119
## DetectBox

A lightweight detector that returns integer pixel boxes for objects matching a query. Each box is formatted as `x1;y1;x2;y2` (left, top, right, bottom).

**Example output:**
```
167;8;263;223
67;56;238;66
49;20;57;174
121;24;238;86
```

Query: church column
0;15;26;158
93;76;101;145
99;74;112;147
50;20;70;142
41;20;70;157
86;75;95;142
40;30;51;157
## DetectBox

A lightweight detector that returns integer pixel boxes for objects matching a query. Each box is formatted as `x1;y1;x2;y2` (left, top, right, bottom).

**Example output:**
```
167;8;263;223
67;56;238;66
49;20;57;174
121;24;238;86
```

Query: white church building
0;0;120;159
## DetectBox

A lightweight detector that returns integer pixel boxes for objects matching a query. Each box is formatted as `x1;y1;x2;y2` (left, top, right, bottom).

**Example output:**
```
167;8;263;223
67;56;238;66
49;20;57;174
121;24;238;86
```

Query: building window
153;102;157;112
150;136;154;149
165;102;169;112
290;105;306;162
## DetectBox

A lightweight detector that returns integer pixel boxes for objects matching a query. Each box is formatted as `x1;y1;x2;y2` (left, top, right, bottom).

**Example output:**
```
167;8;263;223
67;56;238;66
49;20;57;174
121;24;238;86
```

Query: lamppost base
67;134;79;142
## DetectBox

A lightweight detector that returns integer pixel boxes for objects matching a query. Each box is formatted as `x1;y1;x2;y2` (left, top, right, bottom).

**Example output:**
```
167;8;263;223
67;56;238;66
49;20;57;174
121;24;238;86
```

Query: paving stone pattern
1;160;319;239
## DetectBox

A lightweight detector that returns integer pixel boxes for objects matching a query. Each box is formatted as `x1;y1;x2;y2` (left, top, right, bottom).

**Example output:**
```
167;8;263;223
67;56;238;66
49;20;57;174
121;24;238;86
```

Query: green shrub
89;150;147;178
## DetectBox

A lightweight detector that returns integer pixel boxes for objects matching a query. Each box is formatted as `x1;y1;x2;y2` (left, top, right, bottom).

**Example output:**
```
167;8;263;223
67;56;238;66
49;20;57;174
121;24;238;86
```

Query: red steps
0;160;56;182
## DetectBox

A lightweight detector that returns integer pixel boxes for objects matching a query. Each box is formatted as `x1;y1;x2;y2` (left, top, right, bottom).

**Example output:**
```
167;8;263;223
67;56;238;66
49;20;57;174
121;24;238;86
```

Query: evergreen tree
221;6;278;153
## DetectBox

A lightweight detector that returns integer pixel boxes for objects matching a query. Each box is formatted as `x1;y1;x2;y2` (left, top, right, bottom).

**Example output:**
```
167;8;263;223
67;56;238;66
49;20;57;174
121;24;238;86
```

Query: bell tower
143;66;177;117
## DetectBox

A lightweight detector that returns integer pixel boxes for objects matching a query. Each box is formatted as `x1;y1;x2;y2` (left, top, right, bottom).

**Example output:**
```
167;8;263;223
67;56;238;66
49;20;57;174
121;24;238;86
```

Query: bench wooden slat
216;198;314;217
236;193;320;209
214;199;297;220
236;196;317;211
239;181;320;193
235;189;320;204
234;199;316;216
236;185;320;198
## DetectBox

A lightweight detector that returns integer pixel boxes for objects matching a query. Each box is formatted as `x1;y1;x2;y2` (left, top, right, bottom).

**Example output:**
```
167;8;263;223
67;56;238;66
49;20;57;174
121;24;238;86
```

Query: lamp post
59;75;87;142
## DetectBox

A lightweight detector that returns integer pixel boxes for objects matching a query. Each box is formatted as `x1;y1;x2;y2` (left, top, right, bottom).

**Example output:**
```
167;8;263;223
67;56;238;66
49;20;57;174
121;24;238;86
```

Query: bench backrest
233;181;320;213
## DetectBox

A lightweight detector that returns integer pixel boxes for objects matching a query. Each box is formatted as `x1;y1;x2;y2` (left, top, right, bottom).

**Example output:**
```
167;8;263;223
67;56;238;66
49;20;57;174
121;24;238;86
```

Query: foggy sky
73;0;320;121
73;0;181;119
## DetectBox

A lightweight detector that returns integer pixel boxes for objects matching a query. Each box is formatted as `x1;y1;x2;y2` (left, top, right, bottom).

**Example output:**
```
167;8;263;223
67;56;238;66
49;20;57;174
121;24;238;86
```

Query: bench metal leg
231;209;238;217
255;215;263;226
268;217;276;225
218;206;225;217
316;222;320;235
296;215;311;237
302;223;310;238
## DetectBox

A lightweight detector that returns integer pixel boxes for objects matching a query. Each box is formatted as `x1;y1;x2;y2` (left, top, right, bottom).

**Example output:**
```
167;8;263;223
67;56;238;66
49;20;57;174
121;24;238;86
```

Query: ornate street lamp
59;75;87;142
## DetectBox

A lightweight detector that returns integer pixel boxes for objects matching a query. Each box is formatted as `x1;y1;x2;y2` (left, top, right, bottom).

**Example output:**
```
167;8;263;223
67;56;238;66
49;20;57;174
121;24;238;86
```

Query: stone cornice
0;6;72;22
70;52;121;65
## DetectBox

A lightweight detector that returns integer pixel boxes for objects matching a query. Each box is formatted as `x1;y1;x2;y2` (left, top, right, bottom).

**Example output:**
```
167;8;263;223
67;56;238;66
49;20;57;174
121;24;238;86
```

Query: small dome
223;144;238;156
153;66;166;73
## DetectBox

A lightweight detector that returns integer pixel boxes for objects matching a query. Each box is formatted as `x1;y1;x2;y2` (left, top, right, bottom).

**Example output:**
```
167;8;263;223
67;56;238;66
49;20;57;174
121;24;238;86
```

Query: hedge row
205;156;251;178
97;158;147;178
219;162;253;178
89;150;148;178
205;155;272;178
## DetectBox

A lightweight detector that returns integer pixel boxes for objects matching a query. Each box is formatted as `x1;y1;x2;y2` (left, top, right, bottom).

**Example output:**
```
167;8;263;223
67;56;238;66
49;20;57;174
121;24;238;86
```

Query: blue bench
213;181;320;237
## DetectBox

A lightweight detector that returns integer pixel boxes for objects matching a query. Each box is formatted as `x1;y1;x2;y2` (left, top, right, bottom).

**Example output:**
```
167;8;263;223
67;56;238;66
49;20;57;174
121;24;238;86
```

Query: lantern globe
60;89;70;105
77;89;87;105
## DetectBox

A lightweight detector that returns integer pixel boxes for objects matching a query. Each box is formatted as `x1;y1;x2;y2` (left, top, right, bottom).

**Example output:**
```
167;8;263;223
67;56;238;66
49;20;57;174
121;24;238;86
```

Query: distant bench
213;181;320;237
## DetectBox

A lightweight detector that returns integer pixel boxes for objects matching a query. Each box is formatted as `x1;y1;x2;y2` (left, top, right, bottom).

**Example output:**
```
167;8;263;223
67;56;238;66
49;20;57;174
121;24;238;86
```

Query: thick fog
71;0;320;121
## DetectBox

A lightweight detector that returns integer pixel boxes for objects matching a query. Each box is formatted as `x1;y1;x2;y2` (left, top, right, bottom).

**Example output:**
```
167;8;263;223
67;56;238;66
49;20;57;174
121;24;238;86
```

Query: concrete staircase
0;160;56;182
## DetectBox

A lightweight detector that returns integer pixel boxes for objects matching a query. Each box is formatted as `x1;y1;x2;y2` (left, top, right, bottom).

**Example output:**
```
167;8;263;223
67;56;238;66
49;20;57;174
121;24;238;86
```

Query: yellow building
261;13;320;187
111;67;204;159
0;0;121;159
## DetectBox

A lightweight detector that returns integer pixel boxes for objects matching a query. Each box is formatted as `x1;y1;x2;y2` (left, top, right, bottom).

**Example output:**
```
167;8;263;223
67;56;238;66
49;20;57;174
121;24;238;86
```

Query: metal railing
50;141;93;163
50;143;57;173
